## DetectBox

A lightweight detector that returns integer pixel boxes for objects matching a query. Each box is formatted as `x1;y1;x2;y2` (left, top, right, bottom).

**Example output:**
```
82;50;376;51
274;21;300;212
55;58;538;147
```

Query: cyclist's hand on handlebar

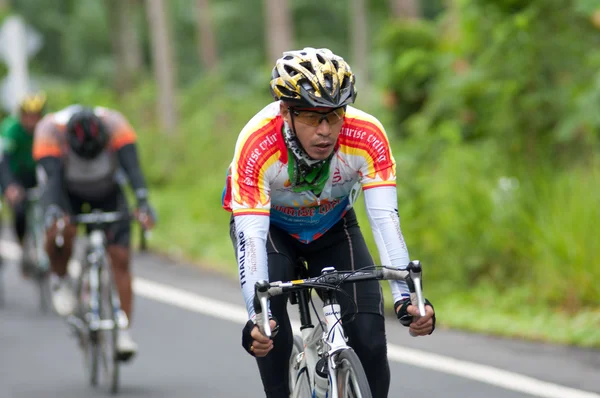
395;298;436;336
134;199;157;230
251;319;277;357
242;319;278;357
44;205;69;229
4;183;24;206
406;303;435;336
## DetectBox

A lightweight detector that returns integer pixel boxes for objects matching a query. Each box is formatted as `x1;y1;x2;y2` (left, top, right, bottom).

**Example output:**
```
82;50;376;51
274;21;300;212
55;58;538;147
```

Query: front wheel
334;349;372;398
72;267;98;386
27;221;52;313
99;263;120;394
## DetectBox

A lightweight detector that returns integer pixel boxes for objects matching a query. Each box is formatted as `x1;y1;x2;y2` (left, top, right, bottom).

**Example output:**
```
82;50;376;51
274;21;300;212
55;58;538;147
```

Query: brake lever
407;260;426;317
253;280;272;338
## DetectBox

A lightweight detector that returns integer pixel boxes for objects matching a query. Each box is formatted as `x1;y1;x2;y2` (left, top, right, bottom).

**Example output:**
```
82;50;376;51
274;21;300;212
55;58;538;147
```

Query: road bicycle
253;260;426;398
56;209;142;395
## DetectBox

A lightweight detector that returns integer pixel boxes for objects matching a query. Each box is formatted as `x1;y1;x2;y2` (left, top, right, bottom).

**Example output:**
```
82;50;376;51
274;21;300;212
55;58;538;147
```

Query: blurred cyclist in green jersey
0;92;47;274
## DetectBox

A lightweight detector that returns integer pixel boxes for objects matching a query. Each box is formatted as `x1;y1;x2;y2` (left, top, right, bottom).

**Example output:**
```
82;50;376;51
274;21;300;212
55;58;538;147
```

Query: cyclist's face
20;112;42;134
281;103;345;160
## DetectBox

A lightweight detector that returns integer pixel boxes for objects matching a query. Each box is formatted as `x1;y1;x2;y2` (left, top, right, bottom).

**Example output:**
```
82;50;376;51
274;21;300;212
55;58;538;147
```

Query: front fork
316;299;349;398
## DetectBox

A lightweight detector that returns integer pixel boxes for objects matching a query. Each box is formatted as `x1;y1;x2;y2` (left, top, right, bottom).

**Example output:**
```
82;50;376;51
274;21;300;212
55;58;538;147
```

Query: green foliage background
2;0;598;346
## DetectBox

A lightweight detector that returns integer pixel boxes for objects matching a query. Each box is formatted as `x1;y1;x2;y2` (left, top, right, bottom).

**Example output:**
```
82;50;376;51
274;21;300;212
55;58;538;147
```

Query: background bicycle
55;209;142;395
21;186;52;313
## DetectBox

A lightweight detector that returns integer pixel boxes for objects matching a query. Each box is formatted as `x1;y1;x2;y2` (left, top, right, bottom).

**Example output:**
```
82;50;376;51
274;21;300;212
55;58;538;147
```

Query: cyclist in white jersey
222;47;436;397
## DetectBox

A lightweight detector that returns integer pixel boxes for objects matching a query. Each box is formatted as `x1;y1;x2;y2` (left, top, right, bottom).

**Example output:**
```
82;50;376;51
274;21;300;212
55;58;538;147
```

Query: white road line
2;240;599;398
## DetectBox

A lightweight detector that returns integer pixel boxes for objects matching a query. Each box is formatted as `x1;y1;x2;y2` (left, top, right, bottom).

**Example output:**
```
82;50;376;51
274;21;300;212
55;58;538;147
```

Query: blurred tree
195;0;218;72
263;0;294;63
441;0;459;43
145;0;178;134
390;0;420;19
109;0;144;94
11;0;114;80
350;0;369;89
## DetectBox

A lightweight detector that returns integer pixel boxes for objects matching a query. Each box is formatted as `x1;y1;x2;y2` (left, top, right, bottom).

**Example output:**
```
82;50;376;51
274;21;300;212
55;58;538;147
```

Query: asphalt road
1;236;599;398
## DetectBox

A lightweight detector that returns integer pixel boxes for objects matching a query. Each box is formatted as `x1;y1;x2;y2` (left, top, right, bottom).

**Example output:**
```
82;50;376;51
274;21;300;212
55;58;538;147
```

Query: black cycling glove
394;297;436;335
241;316;280;356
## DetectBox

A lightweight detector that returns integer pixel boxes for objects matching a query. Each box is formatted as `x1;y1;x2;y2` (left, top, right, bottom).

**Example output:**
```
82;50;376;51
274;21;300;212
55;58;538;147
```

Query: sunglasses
289;107;346;127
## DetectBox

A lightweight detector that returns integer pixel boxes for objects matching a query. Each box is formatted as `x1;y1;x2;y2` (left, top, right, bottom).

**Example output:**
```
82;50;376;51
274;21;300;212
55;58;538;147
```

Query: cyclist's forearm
0;155;16;192
116;143;147;196
233;214;270;319
363;186;410;302
37;156;65;210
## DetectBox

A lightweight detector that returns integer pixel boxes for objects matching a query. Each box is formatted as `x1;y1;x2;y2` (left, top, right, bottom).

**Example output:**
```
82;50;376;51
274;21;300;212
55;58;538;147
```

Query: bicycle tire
88;266;101;387
73;267;92;382
99;262;120;394
36;231;51;313
89;331;100;386
334;348;372;398
26;207;52;313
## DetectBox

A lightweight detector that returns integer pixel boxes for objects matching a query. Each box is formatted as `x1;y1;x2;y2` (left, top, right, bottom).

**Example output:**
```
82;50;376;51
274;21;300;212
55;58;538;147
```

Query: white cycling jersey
222;101;411;318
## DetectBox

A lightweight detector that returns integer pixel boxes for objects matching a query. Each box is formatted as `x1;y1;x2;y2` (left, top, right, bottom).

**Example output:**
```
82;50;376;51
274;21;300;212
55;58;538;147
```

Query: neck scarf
282;122;333;196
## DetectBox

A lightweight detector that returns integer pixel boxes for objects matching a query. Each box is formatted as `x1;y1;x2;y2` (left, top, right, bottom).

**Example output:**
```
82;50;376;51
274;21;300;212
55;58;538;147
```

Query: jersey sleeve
232;214;270;319
228;117;281;216
225;106;284;319
32;116;63;160
1;121;18;155
98;108;137;151
356;117;396;190
342;109;408;302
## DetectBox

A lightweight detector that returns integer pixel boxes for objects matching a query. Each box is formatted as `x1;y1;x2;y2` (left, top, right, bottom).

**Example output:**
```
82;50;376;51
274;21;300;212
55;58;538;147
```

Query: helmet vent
324;74;333;90
300;61;314;73
284;65;298;76
277;85;297;98
340;76;348;89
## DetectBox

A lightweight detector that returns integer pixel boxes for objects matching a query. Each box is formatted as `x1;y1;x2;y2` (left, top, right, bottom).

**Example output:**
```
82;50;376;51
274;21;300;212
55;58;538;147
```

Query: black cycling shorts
64;187;131;248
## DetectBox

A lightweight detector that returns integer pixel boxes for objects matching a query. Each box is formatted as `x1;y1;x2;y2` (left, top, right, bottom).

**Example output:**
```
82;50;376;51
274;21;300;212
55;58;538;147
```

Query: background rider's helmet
66;108;109;160
19;92;47;114
269;47;357;108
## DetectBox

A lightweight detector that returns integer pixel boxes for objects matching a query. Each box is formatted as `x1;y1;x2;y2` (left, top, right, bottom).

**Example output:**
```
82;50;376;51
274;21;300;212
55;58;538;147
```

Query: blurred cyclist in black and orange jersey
32;104;156;360
0;93;47;271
